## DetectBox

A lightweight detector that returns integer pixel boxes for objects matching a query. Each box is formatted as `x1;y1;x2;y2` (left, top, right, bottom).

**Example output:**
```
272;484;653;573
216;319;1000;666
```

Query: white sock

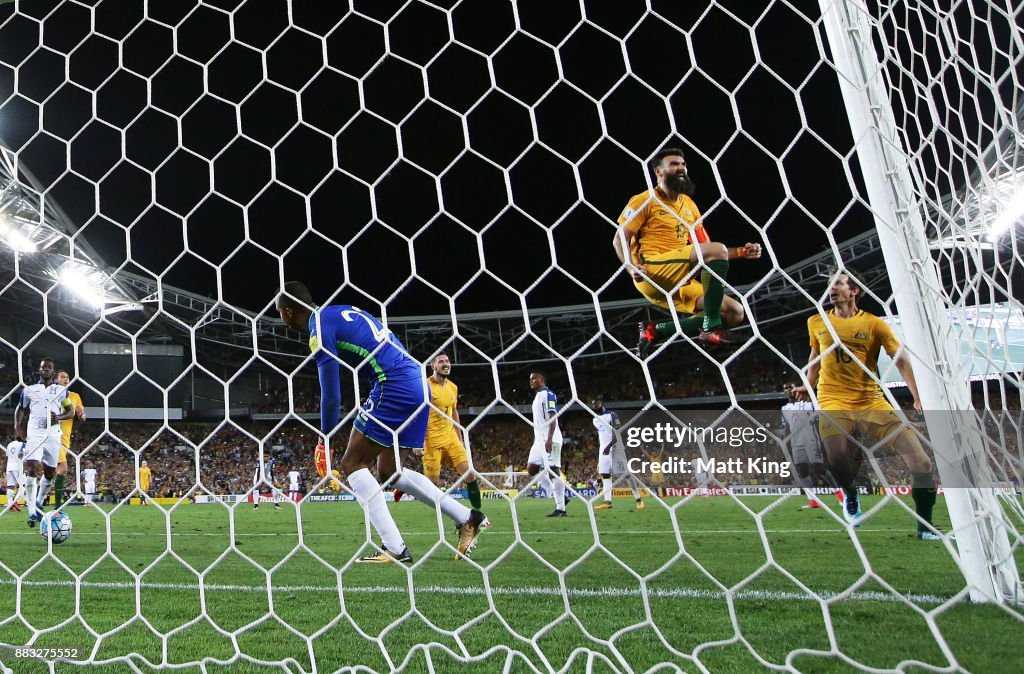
348;468;406;553
37;477;52;507
629;477;643;500
5;488;16;509
25;476;38;515
537;470;553;498
601;478;612;502
553;471;566;511
394;470;471;525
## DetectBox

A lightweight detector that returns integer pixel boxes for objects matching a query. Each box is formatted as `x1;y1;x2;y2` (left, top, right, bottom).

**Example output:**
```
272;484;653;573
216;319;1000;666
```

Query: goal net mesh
0;0;1021;671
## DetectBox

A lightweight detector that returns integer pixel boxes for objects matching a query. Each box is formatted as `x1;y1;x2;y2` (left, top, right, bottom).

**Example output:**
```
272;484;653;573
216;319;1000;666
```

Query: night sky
0;0;882;324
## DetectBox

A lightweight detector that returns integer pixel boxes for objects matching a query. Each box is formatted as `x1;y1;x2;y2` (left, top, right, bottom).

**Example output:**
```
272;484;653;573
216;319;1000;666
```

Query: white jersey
255;458;274;485
592;410;620;452
781;400;818;448
287;470;300;490
20;382;68;439
4;441;23;475
82;467;97;485
531;387;563;445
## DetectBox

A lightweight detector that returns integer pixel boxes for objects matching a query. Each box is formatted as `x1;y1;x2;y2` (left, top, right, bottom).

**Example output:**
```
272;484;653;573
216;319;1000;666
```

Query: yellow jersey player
793;269;938;539
417;354;484;512
55;371;86;509
613;147;762;356
139;461;152;505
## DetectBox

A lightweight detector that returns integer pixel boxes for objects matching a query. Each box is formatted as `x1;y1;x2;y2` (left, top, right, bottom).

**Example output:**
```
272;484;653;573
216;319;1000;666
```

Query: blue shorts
354;378;429;450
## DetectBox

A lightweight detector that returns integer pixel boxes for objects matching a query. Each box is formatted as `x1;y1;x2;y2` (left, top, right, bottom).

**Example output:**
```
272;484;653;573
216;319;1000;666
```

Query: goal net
0;0;1021;672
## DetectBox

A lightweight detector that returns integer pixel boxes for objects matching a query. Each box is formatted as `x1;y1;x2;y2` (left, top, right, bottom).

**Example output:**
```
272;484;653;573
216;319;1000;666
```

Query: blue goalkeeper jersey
309;305;422;433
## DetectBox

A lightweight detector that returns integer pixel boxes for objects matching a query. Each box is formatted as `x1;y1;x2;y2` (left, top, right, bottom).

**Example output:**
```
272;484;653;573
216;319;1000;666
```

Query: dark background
0;0;876;318
0;0;1017;411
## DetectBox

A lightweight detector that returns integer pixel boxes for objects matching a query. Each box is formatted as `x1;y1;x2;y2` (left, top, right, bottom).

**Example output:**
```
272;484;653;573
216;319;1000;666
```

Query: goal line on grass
0;578;954;606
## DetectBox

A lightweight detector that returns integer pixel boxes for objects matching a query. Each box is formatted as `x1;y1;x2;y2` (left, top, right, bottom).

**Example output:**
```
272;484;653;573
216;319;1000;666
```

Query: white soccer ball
40;510;73;544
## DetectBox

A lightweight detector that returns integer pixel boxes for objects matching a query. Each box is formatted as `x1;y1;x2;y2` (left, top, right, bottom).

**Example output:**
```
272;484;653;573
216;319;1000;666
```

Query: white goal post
820;0;1022;604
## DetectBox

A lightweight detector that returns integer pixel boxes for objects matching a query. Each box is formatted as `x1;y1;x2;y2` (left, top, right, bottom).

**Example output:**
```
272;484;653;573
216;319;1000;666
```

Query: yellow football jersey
60;391;83;449
426;377;460;443
808;310;901;409
618;188;708;260
139;466;152;489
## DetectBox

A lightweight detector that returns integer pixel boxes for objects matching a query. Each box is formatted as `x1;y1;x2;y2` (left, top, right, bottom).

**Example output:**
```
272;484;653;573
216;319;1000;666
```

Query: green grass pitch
0;495;1021;673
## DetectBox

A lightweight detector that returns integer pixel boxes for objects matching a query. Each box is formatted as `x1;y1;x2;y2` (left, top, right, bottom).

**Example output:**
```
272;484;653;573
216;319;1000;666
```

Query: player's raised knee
701;241;729;261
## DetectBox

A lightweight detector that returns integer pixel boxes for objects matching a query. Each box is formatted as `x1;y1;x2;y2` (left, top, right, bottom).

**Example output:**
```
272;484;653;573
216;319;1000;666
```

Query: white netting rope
0;0;1021;672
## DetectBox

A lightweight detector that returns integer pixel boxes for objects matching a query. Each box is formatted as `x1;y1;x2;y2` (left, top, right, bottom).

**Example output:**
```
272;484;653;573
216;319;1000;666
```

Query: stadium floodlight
0;214;37;252
59;262;108;308
986;169;1024;242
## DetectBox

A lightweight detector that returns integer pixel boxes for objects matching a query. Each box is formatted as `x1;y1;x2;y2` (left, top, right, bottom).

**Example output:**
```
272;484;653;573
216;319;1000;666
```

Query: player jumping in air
793;269;940;539
14;358;77;527
590;397;644;510
613;147;762;355
276;282;485;563
525;371;569;517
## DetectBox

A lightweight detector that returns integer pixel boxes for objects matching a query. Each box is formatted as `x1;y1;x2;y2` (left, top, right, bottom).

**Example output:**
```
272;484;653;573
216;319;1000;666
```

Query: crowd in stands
27;393;1021;504
4;345;1021;501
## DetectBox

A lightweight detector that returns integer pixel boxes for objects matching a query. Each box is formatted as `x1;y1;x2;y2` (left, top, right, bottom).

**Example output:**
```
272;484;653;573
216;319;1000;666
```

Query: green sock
656;315;704;338
53;474;65;508
700;259;730;330
466;480;482;510
911;471;937;532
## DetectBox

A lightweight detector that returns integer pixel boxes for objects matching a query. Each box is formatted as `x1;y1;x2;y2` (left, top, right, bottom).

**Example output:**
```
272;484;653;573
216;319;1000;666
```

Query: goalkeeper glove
314;441;330;478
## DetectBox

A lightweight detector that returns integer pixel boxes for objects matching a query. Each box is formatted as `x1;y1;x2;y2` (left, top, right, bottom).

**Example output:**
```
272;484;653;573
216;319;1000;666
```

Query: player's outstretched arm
728;243;762;260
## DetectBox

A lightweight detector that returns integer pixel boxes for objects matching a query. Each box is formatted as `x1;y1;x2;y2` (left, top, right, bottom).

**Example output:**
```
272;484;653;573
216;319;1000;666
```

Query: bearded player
793;269;940;539
54;370;86;509
418;354;485;513
613;147;762;355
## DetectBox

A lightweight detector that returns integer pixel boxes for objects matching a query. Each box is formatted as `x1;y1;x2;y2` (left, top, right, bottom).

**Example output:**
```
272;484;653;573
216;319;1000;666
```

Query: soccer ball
40;510;73;544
